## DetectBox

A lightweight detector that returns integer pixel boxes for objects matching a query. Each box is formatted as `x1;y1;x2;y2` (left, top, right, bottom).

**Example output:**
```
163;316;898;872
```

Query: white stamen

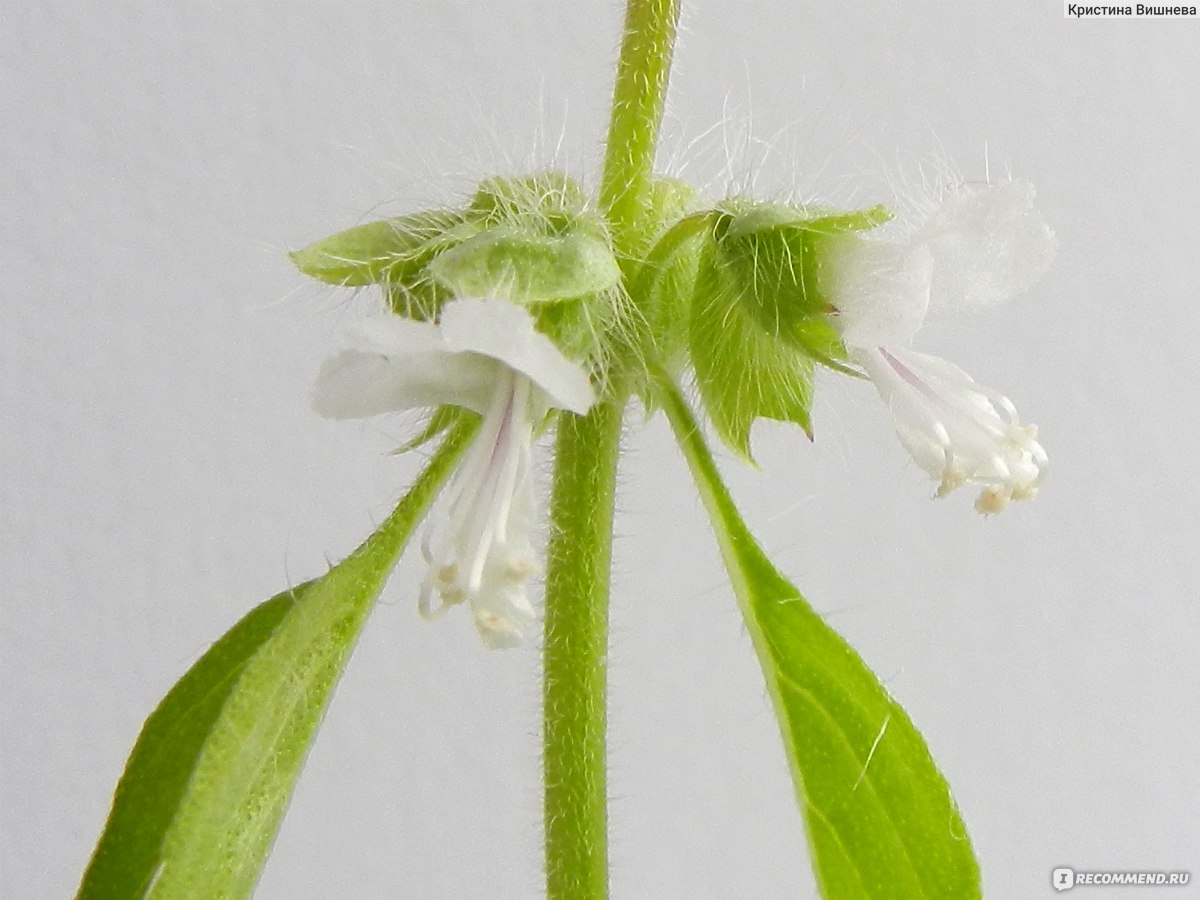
313;297;595;647
857;346;1047;514
420;369;540;641
819;181;1054;514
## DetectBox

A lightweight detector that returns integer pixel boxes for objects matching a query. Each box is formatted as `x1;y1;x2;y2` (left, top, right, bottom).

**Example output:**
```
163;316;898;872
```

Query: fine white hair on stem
656;77;968;218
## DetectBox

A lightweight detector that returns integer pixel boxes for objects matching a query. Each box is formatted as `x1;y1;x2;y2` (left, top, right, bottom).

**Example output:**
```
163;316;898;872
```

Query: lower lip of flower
862;346;1047;513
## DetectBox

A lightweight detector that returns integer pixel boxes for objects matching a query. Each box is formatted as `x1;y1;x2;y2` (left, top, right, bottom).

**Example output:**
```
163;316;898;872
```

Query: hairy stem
542;402;623;900
541;3;680;897
599;0;683;254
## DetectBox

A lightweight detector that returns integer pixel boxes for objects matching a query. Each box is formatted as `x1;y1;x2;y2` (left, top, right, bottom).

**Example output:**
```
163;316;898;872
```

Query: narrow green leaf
77;587;302;899
78;419;477;900
658;379;980;900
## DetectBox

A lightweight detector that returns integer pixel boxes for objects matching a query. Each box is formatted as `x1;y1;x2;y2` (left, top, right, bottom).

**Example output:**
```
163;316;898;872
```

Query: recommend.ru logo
1053;866;1191;891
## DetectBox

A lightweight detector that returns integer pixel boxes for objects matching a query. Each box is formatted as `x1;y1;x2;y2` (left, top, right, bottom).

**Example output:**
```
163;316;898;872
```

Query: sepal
428;225;621;305
469;171;591;230
713;201;890;369
629;179;705;374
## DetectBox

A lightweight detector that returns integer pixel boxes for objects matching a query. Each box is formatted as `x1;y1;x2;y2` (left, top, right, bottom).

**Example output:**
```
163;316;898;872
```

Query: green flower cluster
292;171;892;462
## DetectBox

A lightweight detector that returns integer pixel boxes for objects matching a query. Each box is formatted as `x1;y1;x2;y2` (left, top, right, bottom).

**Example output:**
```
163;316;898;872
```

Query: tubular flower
818;181;1055;514
313;297;595;646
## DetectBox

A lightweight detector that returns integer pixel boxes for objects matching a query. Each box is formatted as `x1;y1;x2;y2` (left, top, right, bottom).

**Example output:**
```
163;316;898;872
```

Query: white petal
856;345;1047;512
919;181;1057;313
818;236;934;347
439;298;596;415
312;316;498;418
340;314;446;356
471;583;537;650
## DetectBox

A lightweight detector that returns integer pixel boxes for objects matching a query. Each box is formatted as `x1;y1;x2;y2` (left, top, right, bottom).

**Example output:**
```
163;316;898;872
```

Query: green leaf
428;225;621;305
289;209;476;288
658;378;981;900
689;237;817;461
77;420;477;900
76;587;300;899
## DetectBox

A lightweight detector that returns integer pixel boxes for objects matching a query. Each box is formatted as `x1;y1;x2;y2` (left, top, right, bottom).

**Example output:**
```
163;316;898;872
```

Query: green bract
470;171;592;231
289;209;476;289
723;202;891;239
292;172;623;358
437;173;622;306
715;201;890;368
622;178;703;384
428;226;621;304
688;234;818;461
671;201;891;459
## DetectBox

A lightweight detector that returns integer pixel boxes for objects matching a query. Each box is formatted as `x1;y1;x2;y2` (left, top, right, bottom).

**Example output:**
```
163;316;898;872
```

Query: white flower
313;297;595;647
819;181;1055;514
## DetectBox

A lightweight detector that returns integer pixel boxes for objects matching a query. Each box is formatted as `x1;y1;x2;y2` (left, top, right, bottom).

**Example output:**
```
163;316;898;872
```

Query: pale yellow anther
505;557;540;581
1007;424;1038;448
1010;483;1039;502
937;469;966;498
974;488;1010;516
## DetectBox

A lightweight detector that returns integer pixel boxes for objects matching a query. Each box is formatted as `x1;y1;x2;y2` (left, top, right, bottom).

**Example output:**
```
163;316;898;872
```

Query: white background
3;2;1198;898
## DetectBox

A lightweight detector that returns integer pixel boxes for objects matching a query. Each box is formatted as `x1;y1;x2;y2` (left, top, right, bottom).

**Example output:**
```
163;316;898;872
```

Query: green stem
541;4;680;897
653;373;779;605
542;402;623;900
599;0;683;254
